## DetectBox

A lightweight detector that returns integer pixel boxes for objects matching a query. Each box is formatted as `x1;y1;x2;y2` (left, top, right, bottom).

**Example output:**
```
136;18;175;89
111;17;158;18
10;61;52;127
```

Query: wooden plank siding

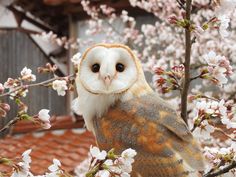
0;30;68;137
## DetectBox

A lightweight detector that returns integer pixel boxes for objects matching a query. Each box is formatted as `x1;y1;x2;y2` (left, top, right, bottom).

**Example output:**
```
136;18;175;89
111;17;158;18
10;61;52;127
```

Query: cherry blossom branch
203;161;236;177
194;94;220;101
176;0;186;10
190;74;202;81
181;0;192;123
0;74;75;98
0;116;20;133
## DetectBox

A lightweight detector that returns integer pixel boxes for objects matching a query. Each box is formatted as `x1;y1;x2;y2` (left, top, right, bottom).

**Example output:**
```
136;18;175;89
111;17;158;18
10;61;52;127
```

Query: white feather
71;98;82;115
76;81;120;133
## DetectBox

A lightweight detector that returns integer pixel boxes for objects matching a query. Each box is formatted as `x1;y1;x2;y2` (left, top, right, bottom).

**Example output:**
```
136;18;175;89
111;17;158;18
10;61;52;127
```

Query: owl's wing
97;93;205;174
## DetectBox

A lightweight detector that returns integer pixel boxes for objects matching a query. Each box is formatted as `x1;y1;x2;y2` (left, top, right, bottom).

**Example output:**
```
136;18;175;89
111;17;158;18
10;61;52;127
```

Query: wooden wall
0;29;68;137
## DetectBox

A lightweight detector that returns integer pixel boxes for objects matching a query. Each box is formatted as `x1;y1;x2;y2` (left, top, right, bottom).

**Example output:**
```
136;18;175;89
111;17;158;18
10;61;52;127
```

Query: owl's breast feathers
93;93;205;177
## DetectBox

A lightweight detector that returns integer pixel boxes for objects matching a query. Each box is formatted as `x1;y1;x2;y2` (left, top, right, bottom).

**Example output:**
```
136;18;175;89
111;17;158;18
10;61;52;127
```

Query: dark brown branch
203;161;236;177
0;117;20;133
176;0;186;10
190;73;202;81
181;0;192;123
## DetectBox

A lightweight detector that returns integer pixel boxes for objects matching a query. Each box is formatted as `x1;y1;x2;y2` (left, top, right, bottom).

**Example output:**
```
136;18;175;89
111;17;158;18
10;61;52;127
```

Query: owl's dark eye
116;63;125;72
91;63;100;73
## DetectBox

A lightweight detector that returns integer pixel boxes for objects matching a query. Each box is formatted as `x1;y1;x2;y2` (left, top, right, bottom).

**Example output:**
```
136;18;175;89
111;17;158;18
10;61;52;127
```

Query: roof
11;115;85;134
9;0;152;35
0;129;95;175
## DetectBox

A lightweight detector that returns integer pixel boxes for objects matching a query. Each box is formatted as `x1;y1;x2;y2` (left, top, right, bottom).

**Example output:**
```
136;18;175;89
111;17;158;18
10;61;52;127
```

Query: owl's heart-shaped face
79;46;138;94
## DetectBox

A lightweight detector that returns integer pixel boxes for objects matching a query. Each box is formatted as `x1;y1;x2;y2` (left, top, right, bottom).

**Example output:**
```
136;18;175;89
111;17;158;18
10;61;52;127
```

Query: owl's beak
103;75;112;86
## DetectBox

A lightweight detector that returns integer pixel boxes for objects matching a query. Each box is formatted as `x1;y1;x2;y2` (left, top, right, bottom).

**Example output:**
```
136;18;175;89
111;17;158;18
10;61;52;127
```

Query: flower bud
157;77;166;86
0;103;10;112
161;86;170;94
168;15;178;25
37;67;45;73
46;63;52;69
0;108;6;118
154;67;165;75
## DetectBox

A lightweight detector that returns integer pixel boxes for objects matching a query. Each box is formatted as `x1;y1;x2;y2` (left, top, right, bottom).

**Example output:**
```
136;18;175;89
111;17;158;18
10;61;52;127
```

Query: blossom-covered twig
0;64;76;133
0;74;75;98
0;147;137;177
0;108;52;134
0;116;20;133
176;0;186;10
204;161;236;177
181;0;193;123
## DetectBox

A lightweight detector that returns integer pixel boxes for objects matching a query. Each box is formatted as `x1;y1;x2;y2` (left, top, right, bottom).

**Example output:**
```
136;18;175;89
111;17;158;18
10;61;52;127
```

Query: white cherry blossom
71;52;82;65
38;109;50;122
218;15;230;37
221;116;236;129
203;51;220;66
38;109;51;129
48;159;61;172
22;149;32;165
95;170;110;177
52;80;68;96
20;67;36;82
193;120;215;139
121;148;137;158
11;149;32;177
90;146;107;160
211;66;228;85
216;0;236;17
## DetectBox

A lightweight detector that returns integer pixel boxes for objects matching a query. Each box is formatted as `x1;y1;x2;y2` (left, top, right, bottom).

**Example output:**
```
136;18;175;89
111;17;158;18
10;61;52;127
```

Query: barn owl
75;43;205;177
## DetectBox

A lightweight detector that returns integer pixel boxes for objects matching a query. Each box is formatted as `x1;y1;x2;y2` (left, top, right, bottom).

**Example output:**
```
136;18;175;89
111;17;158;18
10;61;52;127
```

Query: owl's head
77;44;143;95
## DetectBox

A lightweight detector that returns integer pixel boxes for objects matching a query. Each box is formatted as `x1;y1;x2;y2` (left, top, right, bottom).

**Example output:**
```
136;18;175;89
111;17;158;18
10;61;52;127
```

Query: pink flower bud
0;103;10;112
157;77;166;86
4;78;15;88
46;63;52;68
154;67;165;75
161;86;170;94
188;95;197;102
0;108;6;118
168;15;178;24
37;67;45;73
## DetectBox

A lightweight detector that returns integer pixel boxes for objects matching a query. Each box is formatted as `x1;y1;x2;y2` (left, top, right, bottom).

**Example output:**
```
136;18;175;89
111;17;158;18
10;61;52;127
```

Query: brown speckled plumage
93;93;205;177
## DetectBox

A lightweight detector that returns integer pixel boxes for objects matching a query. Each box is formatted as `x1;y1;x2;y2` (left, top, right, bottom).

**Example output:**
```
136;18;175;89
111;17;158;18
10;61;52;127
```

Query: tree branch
181;0;192;123
203;161;236;177
190;74;202;81
0;117;20;133
176;0;186;10
0;74;75;98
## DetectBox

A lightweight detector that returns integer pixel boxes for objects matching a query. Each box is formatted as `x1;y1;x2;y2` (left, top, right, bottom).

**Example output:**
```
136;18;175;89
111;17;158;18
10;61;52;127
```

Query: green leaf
0;158;11;165
20;113;31;120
